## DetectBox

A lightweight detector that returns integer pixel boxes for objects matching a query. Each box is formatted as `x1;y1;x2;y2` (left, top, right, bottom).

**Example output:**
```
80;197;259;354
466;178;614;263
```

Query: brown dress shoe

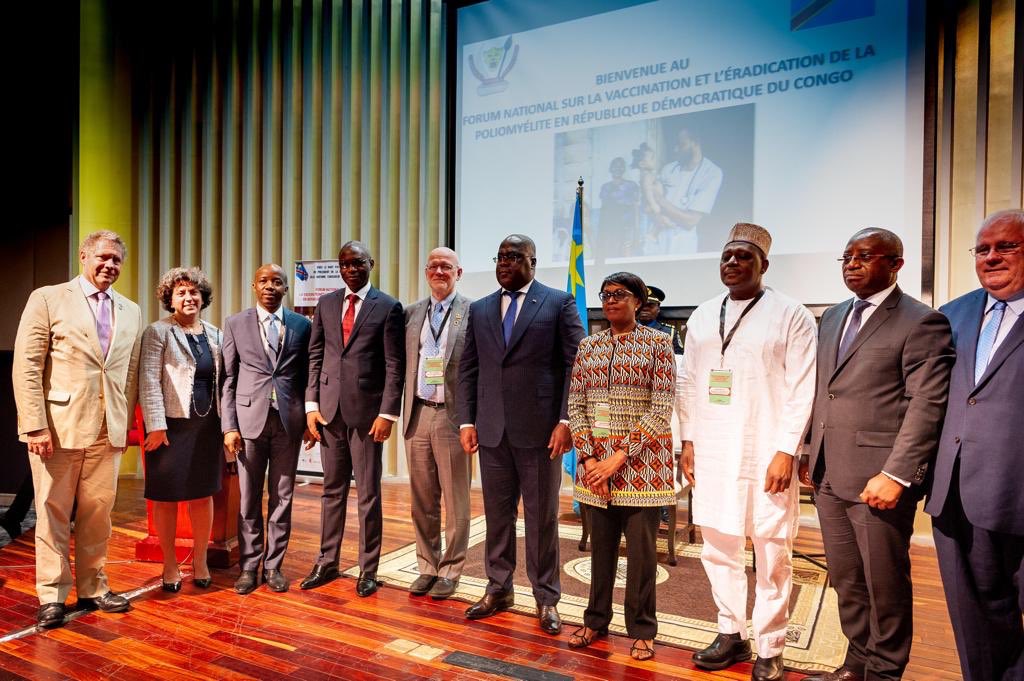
37;603;66;629
537;604;561;635
409;574;437;596
465;591;514;620
753;654;785;681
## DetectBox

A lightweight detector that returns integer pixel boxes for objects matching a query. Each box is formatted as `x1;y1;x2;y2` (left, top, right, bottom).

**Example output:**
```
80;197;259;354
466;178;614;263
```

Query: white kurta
678;288;817;539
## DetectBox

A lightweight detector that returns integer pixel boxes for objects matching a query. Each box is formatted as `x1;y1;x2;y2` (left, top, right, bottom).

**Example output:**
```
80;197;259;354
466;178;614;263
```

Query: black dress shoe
753;654;785;681
537;604;561;635
234;570;259;595
161;579;183;593
409;574;437;596
1;515;22;540
802;668;864;681
465;591;514;620
193;577;212;589
692;632;752;670
37;602;66;629
428;577;457;600
300;563;339;590
76;591;130;613
356;573;381;597
263;569;289;593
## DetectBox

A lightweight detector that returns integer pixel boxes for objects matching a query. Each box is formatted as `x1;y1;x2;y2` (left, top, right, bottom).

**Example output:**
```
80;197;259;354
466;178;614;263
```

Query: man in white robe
677;223;817;681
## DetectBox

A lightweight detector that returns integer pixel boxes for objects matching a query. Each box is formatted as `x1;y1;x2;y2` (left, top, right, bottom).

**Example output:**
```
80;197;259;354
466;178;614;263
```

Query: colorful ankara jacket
569;325;676;508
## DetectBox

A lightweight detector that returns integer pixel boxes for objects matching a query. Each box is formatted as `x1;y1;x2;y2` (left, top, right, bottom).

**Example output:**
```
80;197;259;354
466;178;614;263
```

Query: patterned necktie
837;299;872;361
95;291;112;357
266;314;280;357
418;303;446;399
974;300;1007;383
502;291;520;346
342;293;358;345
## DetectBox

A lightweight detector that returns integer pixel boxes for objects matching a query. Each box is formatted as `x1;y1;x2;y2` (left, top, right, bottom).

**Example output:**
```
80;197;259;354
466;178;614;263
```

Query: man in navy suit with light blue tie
926;209;1024;681
222;264;313;595
457;234;585;635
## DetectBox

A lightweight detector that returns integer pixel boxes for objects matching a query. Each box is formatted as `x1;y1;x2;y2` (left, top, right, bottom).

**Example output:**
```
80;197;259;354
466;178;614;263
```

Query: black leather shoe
802;668;864;681
1;515;22;540
537;604;561;635
300;563;339;590
465;591;514;620
263;569;289;593
193;577;212;589
234;570;259;595
409;574;437;596
753;654;785;681
37;602;66;629
356;573;381;597
428;577;457;600
76;591;130;613
693;632;752;670
162;579;183;593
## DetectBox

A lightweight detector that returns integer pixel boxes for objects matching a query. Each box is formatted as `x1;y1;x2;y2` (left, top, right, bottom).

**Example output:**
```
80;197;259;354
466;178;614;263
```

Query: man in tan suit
13;230;144;629
401;247;472;600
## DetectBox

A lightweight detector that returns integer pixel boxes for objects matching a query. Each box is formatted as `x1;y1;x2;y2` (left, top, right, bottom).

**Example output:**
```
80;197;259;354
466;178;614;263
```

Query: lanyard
425;303;454;344
718;289;765;359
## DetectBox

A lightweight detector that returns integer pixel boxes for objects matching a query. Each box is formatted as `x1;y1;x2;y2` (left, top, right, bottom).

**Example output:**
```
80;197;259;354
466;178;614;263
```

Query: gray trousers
237;409;300;571
404;402;471;580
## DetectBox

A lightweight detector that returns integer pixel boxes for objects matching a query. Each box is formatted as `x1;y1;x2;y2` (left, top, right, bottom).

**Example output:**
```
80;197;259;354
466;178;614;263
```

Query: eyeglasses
969;242;1021;258
598;289;635;302
339;258;369;269
425;263;456;272
837;253;900;265
493;253;526;264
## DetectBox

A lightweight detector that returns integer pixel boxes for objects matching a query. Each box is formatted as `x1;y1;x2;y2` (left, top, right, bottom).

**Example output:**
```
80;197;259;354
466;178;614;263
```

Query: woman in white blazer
139;267;226;592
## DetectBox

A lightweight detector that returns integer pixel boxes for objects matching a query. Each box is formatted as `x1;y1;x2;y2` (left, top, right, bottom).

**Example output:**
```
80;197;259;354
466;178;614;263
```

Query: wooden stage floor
0;479;961;680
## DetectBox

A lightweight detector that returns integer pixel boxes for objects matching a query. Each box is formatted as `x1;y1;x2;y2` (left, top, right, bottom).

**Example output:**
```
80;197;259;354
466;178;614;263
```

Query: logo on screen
295;262;309;281
791;0;874;31
468;36;518;96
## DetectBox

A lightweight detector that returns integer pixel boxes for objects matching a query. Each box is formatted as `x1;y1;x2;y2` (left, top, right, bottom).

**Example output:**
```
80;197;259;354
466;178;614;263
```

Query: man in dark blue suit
222;264;313;595
301;241;404;597
926;209;1024;681
457;234;585;635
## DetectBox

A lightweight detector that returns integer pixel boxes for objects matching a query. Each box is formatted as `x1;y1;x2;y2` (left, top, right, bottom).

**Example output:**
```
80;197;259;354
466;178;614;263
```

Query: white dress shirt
979;292;1024;362
416;291;456;403
256;304;285;359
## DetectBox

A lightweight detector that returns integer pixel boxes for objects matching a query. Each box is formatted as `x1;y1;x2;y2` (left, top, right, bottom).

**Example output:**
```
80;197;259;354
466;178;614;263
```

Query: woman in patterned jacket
566;272;676;661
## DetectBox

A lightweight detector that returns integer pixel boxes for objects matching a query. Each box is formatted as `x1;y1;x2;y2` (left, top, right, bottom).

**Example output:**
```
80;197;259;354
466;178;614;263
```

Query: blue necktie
837;299;872;361
974;300;1007;383
502;291;520;346
418;303;445;399
266;315;280;357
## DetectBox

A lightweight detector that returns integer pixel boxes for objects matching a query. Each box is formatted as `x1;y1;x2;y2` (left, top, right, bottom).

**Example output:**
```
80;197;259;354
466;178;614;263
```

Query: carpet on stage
344;516;847;673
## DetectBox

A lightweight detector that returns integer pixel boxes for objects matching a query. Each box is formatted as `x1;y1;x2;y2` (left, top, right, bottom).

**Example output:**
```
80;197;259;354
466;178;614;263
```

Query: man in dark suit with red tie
301;241;404;597
457;234;585;635
926;209;1024;681
801;228;954;681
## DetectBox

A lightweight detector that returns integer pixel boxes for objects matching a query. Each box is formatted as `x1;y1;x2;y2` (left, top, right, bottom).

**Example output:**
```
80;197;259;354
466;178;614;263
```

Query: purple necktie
95;291;112;357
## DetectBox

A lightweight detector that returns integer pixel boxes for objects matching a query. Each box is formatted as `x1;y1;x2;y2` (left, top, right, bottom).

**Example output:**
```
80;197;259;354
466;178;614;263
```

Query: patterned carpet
347;516;847;673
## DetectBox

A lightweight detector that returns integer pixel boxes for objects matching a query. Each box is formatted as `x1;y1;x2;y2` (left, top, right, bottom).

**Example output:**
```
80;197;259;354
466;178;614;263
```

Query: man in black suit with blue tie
222;263;313;595
301;241;404;597
457;234;586;635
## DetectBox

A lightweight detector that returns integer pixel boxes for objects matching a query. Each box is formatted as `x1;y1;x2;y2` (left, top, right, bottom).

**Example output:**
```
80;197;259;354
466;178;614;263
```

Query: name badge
424;356;444;385
593;402;611;438
709;369;732;405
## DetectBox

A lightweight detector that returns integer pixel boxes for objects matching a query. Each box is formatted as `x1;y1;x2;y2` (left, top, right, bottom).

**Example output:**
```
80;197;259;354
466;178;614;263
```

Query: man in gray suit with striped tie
222;264;313;595
401;247;472;600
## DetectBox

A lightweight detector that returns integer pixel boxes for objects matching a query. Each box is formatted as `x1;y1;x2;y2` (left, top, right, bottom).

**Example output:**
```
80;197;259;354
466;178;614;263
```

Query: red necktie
342;293;358;345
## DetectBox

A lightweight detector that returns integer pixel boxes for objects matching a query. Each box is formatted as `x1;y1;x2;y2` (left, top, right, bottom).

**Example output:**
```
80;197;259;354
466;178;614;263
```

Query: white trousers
700;526;793;658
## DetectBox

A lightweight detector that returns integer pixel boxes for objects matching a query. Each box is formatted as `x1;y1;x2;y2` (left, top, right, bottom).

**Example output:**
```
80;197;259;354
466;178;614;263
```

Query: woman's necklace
174;316;214;418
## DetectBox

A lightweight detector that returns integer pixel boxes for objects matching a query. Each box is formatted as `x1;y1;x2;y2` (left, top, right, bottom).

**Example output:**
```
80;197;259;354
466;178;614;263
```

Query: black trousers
816;477;917;681
932;467;1024;681
584;504;659;639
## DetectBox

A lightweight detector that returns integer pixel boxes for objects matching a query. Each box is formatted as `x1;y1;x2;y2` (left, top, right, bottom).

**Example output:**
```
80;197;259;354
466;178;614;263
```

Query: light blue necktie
502;291;520;346
837;299;872;361
418;303;445;399
974;300;1006;383
266;314;280;357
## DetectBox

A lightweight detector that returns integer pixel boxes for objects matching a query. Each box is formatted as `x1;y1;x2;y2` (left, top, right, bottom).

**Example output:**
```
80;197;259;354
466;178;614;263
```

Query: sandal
568;625;607;649
630;638;655;661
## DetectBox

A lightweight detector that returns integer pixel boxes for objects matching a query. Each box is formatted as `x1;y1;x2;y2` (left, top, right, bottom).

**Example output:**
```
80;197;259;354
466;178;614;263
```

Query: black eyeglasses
493;253;526;263
837;253;900;265
969;242;1021;258
339;258;369;269
598;289;635;302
